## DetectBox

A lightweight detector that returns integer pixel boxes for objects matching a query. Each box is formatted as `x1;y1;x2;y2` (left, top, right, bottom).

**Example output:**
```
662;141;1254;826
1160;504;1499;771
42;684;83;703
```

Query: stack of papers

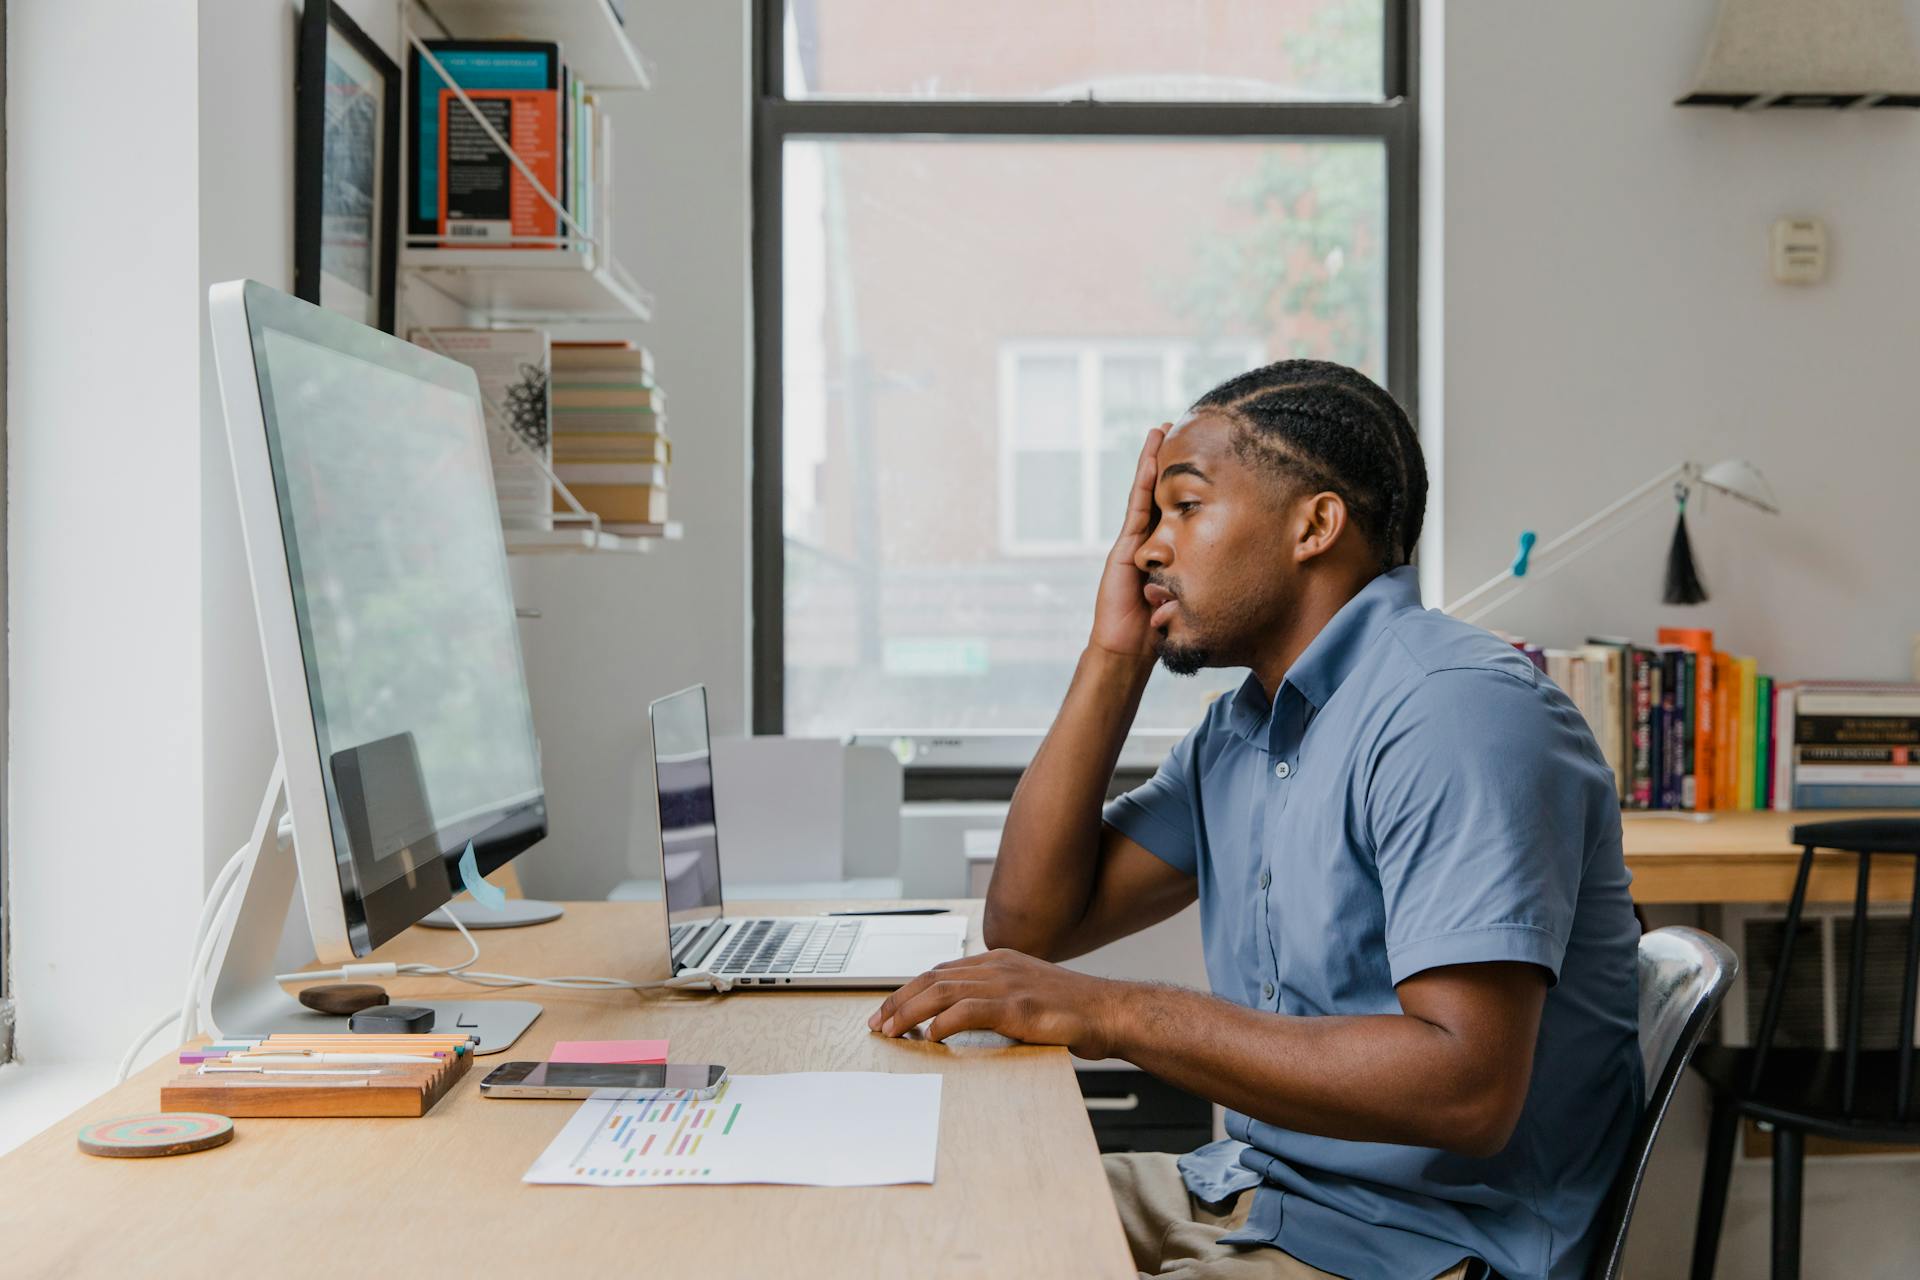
523;1072;942;1187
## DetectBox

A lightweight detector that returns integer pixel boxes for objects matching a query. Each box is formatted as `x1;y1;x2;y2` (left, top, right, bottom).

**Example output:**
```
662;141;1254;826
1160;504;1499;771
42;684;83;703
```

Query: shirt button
1258;870;1271;890
1273;760;1291;779
1262;981;1276;1001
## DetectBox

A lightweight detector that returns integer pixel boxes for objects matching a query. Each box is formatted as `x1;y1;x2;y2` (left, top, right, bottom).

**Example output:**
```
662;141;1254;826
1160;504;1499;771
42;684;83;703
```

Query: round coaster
78;1112;234;1159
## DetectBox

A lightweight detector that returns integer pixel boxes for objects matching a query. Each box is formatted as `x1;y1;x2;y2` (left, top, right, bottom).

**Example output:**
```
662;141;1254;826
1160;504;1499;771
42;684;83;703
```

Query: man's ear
1292;491;1348;565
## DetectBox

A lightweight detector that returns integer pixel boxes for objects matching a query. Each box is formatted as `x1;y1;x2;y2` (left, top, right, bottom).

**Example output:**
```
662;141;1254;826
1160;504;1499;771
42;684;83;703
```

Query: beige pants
1104;1152;1475;1280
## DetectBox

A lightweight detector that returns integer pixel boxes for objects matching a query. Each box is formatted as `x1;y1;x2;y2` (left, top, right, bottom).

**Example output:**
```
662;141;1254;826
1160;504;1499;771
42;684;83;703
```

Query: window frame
751;0;1421;794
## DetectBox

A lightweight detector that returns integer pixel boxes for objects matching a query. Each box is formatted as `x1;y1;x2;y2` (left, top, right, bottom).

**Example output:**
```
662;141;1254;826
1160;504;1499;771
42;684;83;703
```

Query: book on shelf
556;483;668;524
409;41;561;245
554;462;669;488
1541;631;1920;811
552;384;666;410
410;326;551;532
550;341;655;377
548;341;669;530
1534;628;1792;812
1786;684;1920;808
437;86;561;246
552;431;671;465
408;42;612;253
554;408;667;436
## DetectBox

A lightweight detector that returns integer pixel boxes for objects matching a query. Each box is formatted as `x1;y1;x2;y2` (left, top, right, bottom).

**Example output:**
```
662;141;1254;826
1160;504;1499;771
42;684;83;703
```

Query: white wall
191;1;754;910
508;1;754;903
197;0;461;887
1434;4;1920;1276
7;0;206;1065
1435;1;1920;682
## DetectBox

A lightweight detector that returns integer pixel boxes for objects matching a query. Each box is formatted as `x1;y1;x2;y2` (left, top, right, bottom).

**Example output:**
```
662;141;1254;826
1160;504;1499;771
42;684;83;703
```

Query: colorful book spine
1771;685;1797;812
1658;627;1716;811
1734;657;1759;810
1658;650;1684;809
1713;653;1739;810
1630;648;1655;809
1753;675;1773;810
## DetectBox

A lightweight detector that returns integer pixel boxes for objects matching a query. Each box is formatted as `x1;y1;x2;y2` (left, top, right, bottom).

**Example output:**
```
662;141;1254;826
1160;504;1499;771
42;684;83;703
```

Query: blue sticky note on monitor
458;841;507;911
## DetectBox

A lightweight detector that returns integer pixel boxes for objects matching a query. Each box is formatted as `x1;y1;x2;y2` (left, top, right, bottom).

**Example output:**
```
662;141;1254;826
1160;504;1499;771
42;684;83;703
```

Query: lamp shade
1698;459;1779;514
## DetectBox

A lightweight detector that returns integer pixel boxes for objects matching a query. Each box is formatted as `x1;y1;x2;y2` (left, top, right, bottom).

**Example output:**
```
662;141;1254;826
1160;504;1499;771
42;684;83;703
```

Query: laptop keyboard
669;923;693;950
711;919;862;976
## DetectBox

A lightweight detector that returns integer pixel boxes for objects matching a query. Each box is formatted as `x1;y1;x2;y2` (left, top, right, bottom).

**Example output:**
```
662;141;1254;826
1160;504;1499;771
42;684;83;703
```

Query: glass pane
1096;445;1138;544
782;137;1387;737
1013;354;1082;449
1012;452;1083;544
786;0;1385;102
1100;354;1163;432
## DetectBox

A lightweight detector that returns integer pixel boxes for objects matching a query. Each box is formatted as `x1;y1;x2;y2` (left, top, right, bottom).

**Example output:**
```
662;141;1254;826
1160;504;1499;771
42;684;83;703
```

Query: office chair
1689;818;1920;1280
1585;926;1738;1280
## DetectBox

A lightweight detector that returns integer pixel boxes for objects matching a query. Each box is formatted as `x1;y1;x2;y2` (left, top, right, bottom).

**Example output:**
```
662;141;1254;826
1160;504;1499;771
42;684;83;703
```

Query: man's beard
1155;635;1213;676
1152;590;1268;676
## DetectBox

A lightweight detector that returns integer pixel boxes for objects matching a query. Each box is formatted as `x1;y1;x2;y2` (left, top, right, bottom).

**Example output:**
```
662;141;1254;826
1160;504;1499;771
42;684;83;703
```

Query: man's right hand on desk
868;948;1127;1060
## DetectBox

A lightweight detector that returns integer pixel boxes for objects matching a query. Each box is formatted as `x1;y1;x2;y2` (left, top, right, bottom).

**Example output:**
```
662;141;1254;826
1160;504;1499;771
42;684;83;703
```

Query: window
755;0;1418;769
1000;340;1266;555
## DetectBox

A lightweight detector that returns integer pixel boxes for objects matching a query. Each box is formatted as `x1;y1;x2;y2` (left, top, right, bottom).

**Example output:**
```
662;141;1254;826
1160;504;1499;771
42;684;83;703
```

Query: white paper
522;1072;942;1188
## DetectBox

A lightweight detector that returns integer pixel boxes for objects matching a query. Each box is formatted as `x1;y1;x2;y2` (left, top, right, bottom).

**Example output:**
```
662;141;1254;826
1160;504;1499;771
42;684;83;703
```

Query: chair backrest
1746;819;1920;1119
1585;926;1738;1280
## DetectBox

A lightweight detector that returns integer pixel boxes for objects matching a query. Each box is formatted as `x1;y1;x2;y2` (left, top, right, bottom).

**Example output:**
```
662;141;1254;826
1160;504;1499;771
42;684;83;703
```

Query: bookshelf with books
1526;627;1920;814
396;25;650;324
393;2;670;555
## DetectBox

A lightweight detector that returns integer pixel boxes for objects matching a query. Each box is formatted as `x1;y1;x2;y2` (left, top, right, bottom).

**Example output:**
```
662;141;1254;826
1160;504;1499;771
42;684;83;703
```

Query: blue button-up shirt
1103;566;1642;1280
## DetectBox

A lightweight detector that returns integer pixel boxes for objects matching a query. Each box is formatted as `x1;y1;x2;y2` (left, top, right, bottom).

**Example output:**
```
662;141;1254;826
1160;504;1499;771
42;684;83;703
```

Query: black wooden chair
1584;925;1738;1280
1689;817;1920;1280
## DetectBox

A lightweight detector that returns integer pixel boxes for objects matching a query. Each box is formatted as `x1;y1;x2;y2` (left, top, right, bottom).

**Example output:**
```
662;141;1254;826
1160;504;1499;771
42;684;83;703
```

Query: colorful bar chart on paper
522;1072;942;1188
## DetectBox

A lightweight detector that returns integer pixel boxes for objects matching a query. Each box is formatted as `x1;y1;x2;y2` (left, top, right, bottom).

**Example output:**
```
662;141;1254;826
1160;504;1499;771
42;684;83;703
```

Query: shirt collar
1226;566;1425;740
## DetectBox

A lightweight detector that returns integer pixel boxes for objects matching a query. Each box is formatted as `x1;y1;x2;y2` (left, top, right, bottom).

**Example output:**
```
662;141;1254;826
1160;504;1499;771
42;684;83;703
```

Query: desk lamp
1443;459;1780;626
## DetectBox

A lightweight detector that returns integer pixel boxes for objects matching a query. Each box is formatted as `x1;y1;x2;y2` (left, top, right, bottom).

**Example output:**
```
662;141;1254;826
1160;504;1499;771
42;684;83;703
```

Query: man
870;361;1642;1280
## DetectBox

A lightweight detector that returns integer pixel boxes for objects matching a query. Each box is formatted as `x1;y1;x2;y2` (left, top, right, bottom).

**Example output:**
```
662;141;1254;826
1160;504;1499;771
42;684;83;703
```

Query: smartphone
479;1062;729;1099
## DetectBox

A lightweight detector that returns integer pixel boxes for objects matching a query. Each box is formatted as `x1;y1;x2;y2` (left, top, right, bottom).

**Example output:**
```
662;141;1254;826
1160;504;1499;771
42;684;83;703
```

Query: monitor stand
419;899;565;930
203;761;541;1054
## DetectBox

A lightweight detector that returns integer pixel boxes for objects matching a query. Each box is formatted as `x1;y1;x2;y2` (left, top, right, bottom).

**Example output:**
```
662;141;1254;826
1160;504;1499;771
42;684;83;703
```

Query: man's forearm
984;647;1154;956
1104;983;1523;1159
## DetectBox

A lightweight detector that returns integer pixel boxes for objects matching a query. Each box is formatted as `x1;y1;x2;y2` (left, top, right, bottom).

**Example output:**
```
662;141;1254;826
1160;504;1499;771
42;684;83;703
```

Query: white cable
274;906;736;993
178;842;253;1041
115;839;253;1084
114;1011;185;1086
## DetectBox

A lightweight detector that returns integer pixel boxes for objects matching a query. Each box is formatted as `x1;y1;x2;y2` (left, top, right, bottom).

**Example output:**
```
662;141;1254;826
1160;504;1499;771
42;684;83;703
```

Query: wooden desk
1623;809;1919;905
0;900;1135;1279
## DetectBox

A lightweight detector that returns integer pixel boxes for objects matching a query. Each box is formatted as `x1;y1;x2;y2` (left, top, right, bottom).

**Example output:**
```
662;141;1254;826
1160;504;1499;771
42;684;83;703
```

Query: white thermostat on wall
1771;217;1827;285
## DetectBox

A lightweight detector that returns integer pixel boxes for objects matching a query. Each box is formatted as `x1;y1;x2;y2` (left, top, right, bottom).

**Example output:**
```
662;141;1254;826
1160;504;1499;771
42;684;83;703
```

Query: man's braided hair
1191;359;1426;573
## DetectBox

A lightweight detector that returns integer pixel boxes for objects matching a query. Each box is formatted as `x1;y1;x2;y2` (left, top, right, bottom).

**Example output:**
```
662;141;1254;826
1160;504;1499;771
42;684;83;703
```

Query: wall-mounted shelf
422;0;649;89
505;522;683;555
402;247;652;324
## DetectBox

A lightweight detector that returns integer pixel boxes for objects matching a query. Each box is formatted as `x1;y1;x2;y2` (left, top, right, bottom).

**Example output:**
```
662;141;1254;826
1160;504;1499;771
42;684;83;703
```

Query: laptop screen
650;686;724;926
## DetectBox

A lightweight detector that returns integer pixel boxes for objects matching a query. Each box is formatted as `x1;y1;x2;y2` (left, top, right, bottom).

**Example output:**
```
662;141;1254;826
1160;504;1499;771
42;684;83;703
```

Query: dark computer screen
651;687;723;923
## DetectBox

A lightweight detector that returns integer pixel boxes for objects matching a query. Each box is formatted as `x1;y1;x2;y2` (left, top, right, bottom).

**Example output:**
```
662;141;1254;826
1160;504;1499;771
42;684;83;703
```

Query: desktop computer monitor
209;279;547;968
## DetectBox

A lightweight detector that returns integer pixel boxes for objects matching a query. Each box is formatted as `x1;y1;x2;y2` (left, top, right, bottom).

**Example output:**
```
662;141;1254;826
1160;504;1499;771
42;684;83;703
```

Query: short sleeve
1367;666;1606;987
1103;728;1201;877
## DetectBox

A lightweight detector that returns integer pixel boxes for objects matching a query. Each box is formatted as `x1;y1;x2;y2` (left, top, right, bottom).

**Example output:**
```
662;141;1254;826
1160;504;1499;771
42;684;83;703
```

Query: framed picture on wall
295;0;400;333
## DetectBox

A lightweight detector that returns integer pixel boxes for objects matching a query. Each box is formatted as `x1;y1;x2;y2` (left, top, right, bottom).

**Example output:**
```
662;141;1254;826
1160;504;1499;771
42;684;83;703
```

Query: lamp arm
1442;461;1697;619
1456;511;1641;626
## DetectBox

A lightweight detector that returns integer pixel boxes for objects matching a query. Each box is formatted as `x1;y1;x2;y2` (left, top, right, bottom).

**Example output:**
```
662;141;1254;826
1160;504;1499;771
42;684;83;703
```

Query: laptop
647;685;967;988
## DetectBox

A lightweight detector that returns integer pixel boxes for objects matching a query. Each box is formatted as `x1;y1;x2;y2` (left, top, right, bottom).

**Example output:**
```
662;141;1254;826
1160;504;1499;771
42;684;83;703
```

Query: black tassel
1663;486;1708;605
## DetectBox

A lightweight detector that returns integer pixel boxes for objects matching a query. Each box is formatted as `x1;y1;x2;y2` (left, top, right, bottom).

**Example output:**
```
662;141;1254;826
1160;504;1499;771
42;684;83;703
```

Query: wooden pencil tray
160;1051;469;1118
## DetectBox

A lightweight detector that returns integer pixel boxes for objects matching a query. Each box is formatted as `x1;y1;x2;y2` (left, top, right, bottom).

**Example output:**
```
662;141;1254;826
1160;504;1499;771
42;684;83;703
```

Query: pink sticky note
549;1039;669;1064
